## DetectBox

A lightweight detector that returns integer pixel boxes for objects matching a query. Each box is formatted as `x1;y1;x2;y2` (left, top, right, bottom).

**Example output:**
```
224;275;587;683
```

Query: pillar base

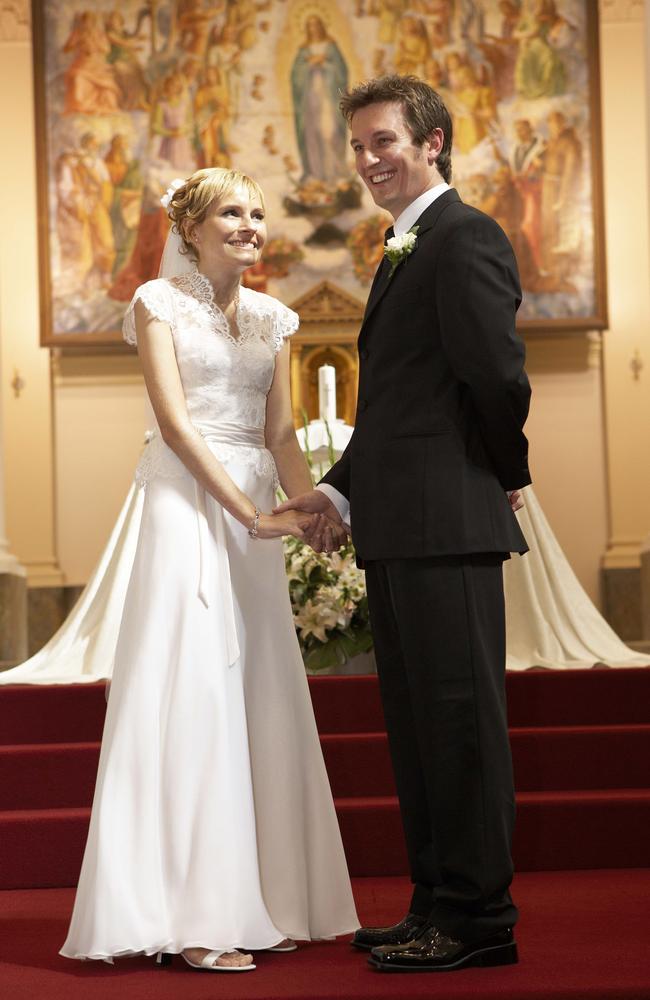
0;570;27;669
601;565;642;641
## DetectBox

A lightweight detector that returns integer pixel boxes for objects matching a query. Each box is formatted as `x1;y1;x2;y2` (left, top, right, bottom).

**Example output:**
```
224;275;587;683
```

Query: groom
276;75;531;972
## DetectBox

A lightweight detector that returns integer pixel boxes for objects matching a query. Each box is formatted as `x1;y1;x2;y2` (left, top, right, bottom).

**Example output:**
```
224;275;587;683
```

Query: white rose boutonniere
383;225;419;280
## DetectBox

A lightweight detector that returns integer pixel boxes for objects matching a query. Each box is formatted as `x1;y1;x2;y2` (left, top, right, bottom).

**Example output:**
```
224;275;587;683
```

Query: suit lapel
362;254;391;322
360;188;461;332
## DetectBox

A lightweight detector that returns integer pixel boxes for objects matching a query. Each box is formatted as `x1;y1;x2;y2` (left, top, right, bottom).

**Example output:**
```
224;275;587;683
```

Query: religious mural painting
33;0;606;345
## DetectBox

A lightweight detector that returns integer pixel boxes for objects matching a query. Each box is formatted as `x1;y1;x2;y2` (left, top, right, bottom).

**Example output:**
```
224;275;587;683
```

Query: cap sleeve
270;300;299;353
123;279;174;346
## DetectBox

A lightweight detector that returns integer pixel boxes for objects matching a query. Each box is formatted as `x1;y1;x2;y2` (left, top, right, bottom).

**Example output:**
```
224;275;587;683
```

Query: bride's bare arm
135;301;310;539
265;340;313;498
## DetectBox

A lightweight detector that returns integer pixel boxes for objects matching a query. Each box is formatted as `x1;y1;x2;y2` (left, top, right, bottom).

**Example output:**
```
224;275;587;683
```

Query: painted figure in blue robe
291;15;349;183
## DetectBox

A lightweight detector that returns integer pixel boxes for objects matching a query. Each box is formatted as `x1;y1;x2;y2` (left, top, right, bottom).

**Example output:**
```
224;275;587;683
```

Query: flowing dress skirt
60;454;358;960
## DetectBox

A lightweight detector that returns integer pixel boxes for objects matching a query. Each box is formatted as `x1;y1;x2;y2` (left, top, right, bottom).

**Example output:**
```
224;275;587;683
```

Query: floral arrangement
283;414;373;672
262;237;305;279
284;538;373;672
283;176;362;217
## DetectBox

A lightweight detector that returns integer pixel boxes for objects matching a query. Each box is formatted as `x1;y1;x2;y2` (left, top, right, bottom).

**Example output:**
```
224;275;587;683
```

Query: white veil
158;178;196;280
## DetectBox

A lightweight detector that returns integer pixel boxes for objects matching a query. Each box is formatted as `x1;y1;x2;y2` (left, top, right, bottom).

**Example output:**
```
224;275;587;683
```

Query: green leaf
339;630;374;657
304;639;347;672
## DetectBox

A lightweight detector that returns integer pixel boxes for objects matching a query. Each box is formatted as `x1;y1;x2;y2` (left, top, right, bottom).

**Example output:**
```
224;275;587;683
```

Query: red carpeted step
0;743;101;809
4;788;650;889
310;670;650;732
320;733;396;798
3;671;650;745
335;797;407;877
514;789;650;870
0;683;107;745
4;723;650;811
0;807;91;890
2;672;650;891
511;724;650;791
308;676;385;733
504;667;650;727
314;669;650;729
322;724;650;798
336;789;650;877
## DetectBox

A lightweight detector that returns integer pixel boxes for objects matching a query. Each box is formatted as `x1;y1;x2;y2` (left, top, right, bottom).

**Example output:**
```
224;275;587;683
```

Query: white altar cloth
1;429;647;685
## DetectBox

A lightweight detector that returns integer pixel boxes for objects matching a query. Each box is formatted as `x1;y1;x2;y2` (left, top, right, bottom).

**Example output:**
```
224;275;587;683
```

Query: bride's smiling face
190;187;267;273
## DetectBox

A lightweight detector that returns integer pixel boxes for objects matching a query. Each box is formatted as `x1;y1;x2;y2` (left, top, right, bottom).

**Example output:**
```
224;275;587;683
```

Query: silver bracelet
248;507;261;539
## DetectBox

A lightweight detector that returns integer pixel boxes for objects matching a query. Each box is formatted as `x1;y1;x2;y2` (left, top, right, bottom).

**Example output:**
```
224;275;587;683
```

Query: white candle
318;364;337;425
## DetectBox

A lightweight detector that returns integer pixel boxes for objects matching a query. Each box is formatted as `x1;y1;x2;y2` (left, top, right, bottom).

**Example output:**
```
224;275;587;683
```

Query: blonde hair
167;167;266;258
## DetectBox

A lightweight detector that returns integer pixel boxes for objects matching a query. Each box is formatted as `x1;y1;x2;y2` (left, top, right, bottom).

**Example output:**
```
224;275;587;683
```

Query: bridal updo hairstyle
339;74;453;185
166;167;265;260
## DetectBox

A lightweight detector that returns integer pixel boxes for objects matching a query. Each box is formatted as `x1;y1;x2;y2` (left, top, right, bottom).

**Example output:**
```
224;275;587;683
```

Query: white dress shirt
392;181;449;236
316;182;451;525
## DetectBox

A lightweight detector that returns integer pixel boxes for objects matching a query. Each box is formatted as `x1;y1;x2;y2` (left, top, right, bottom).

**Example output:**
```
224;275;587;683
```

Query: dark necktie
376;225;395;281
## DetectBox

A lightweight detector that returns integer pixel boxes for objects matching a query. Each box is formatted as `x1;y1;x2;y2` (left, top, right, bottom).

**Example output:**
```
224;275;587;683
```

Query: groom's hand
274;491;348;552
307;514;349;553
274;489;338;517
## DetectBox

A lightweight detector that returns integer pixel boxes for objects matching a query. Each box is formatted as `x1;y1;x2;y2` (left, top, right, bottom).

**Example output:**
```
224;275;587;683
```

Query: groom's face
350;101;441;218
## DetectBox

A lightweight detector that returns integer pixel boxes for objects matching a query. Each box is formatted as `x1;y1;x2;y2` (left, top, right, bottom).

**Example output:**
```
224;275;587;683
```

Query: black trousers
364;554;518;943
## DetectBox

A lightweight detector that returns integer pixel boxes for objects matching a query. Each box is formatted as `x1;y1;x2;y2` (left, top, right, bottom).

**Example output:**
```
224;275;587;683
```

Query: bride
59;167;358;970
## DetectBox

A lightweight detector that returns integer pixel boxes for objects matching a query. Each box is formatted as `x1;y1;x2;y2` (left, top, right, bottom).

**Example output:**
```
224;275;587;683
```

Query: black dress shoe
369;925;518;972
351;913;428;951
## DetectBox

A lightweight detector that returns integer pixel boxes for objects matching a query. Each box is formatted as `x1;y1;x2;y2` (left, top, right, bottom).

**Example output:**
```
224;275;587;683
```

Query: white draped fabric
2;380;648;688
1;475;647;687
0;484;142;685
504;488;650;669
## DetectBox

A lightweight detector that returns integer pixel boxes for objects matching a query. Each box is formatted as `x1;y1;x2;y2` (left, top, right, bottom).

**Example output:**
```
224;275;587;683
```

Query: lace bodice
123;271;299;485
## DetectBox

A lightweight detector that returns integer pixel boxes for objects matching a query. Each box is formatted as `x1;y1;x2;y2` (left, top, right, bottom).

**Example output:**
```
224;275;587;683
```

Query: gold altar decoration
289;281;364;426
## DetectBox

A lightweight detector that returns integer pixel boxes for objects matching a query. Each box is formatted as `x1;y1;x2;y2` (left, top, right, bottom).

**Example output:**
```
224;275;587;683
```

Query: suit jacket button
360;349;369;360
358;399;368;411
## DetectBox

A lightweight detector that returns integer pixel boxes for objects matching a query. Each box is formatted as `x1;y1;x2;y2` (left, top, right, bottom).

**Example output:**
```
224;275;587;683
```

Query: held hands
273;490;350;553
255;509;316;540
507;490;524;513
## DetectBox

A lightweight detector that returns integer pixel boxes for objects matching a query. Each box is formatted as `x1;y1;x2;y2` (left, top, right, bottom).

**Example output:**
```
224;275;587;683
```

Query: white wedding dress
60;271;358;961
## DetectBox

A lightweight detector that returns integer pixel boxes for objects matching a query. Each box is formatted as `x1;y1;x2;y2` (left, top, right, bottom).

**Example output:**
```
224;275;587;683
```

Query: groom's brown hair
339;75;453;184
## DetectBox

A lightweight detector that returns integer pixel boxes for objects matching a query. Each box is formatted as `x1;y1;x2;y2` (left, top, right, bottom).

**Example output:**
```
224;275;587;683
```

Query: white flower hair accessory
384;225;419;280
160;178;185;210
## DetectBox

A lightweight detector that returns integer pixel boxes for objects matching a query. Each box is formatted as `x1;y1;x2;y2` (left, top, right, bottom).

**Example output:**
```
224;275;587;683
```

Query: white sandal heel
155;949;256;972
267;938;298;953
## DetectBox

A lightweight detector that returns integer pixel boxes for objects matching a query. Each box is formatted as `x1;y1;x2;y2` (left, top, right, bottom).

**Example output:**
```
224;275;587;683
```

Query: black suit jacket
321;188;531;561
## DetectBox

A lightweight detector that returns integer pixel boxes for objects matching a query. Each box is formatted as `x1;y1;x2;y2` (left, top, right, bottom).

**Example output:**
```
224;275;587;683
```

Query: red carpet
1;670;649;997
1;670;650;888
1;871;649;999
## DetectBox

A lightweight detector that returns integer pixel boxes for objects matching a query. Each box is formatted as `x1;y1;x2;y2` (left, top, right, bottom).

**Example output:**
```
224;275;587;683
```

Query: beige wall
53;354;145;585
0;24;62;587
525;336;608;604
0;3;648;611
599;3;650;571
